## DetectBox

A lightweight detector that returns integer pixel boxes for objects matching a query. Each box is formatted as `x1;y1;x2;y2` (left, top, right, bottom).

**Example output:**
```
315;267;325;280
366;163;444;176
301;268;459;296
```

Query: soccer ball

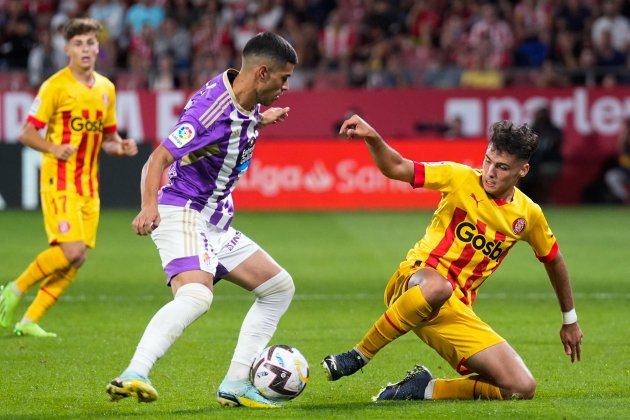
250;345;309;401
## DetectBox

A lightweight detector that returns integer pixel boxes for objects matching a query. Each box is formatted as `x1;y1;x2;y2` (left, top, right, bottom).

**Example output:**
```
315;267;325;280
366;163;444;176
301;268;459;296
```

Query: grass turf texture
0;207;628;419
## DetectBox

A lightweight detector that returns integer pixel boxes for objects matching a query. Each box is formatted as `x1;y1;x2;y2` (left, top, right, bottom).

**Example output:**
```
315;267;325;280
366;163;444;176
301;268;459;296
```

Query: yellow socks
15;246;71;293
358;286;433;358
432;377;503;400
24;265;77;323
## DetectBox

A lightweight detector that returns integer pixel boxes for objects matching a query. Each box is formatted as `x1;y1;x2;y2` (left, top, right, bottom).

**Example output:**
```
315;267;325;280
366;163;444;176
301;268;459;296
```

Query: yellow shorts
40;190;100;248
384;259;505;375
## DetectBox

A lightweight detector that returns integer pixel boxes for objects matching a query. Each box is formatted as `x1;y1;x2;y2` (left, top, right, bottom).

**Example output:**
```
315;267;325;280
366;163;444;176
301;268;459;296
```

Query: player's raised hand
121;138;138;156
338;114;377;140
132;206;160;236
260;107;290;127
52;144;77;160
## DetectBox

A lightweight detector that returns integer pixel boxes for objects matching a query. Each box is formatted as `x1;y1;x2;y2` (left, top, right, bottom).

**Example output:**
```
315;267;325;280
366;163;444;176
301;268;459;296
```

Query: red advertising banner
1;86;622;205
233;138;488;210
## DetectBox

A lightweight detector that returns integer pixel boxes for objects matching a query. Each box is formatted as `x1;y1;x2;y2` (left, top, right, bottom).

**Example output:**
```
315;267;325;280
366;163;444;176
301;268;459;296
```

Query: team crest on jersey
512;218;526;235
168;123;196;148
102;94;110;107
58;220;71;234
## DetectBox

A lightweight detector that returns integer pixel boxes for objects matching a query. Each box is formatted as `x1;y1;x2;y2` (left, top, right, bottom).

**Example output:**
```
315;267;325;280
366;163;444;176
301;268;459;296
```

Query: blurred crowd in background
2;0;630;91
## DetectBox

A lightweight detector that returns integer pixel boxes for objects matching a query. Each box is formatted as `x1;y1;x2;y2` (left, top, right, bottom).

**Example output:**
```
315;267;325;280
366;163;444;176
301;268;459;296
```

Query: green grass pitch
0;207;628;419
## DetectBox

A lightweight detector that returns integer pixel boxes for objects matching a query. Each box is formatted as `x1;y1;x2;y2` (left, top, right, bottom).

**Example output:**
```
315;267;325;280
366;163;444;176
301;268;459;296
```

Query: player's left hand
560;322;583;363
132;205;160;236
121;139;138;156
260;107;290;127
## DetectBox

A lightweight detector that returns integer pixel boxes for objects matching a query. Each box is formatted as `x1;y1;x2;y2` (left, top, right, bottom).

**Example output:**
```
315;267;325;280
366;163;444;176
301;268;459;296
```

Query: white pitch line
16;291;630;303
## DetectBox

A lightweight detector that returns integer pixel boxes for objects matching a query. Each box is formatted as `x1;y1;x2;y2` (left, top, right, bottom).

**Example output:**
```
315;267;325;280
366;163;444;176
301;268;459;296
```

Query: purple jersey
158;70;260;230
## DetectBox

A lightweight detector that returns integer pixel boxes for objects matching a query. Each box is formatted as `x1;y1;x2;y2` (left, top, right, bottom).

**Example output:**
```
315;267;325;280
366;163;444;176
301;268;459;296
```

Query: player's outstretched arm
132;145;175;236
544;251;583;362
339;114;414;183
102;132;138;156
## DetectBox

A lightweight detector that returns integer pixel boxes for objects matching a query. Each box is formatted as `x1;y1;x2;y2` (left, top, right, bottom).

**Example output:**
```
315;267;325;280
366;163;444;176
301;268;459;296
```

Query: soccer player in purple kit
106;32;298;408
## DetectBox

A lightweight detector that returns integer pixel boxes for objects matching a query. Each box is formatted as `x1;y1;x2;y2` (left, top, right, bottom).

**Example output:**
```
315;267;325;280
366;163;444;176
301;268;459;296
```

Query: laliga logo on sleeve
169;123;196;148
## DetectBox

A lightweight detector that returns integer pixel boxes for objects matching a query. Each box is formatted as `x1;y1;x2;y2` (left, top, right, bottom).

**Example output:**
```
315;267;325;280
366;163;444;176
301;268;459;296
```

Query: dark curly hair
489;120;539;161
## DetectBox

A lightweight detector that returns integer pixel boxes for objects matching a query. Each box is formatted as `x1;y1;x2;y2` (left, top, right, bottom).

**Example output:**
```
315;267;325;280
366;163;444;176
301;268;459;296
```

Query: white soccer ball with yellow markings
250;345;309;401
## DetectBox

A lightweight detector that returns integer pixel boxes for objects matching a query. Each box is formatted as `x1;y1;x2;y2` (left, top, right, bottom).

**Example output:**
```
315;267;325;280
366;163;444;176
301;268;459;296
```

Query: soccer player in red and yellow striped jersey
322;115;583;401
0;18;137;337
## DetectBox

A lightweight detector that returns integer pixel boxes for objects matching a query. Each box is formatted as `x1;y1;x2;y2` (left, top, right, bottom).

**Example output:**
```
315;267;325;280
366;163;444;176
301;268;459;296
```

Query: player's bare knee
504;376;536;400
61;245;87;268
417;277;452;306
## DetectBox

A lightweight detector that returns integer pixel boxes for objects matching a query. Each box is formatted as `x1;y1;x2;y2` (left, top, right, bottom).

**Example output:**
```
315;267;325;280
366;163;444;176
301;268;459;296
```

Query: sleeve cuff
103;124;117;134
26;115;46;129
537;241;559;263
412;161;425;188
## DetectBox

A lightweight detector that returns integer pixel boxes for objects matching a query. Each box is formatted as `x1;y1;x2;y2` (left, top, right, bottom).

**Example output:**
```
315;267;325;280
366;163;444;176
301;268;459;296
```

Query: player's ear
520;163;529;177
257;65;268;81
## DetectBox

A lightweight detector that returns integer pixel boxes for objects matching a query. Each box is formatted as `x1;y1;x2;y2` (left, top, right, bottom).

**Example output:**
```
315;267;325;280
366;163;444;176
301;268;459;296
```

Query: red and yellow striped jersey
410;161;558;306
27;67;118;197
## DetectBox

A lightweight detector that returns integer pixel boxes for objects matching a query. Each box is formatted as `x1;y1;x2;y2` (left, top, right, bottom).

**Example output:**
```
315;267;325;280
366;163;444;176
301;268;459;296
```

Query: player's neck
231;73;256;111
68;64;95;86
488;188;514;203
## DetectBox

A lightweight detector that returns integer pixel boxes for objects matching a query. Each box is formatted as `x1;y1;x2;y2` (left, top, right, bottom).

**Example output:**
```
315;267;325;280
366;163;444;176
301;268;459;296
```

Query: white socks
225;270;295;381
125;282;213;377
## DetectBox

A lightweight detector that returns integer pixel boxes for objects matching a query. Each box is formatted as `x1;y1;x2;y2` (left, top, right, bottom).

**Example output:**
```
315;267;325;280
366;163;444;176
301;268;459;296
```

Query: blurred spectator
253;0;283;31
594;29;626;80
166;0;198;28
513;0;553;44
0;0;36;70
591;0;630;53
468;3;514;69
361;0;398;43
87;0;125;74
572;45;598;86
406;0;441;47
88;0;125;40
554;0;592;36
347;55;369;87
550;28;579;70
276;12;308;89
190;12;230;60
127;24;155;83
154;16;191;87
126;0;165;35
444;115;466;138
150;54;178;91
27;28;65;87
319;8;356;71
514;31;549;68
459;45;504;88
378;50;414;87
232;13;261;53
423;49;462;88
604;117;630;203
519;105;564;204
